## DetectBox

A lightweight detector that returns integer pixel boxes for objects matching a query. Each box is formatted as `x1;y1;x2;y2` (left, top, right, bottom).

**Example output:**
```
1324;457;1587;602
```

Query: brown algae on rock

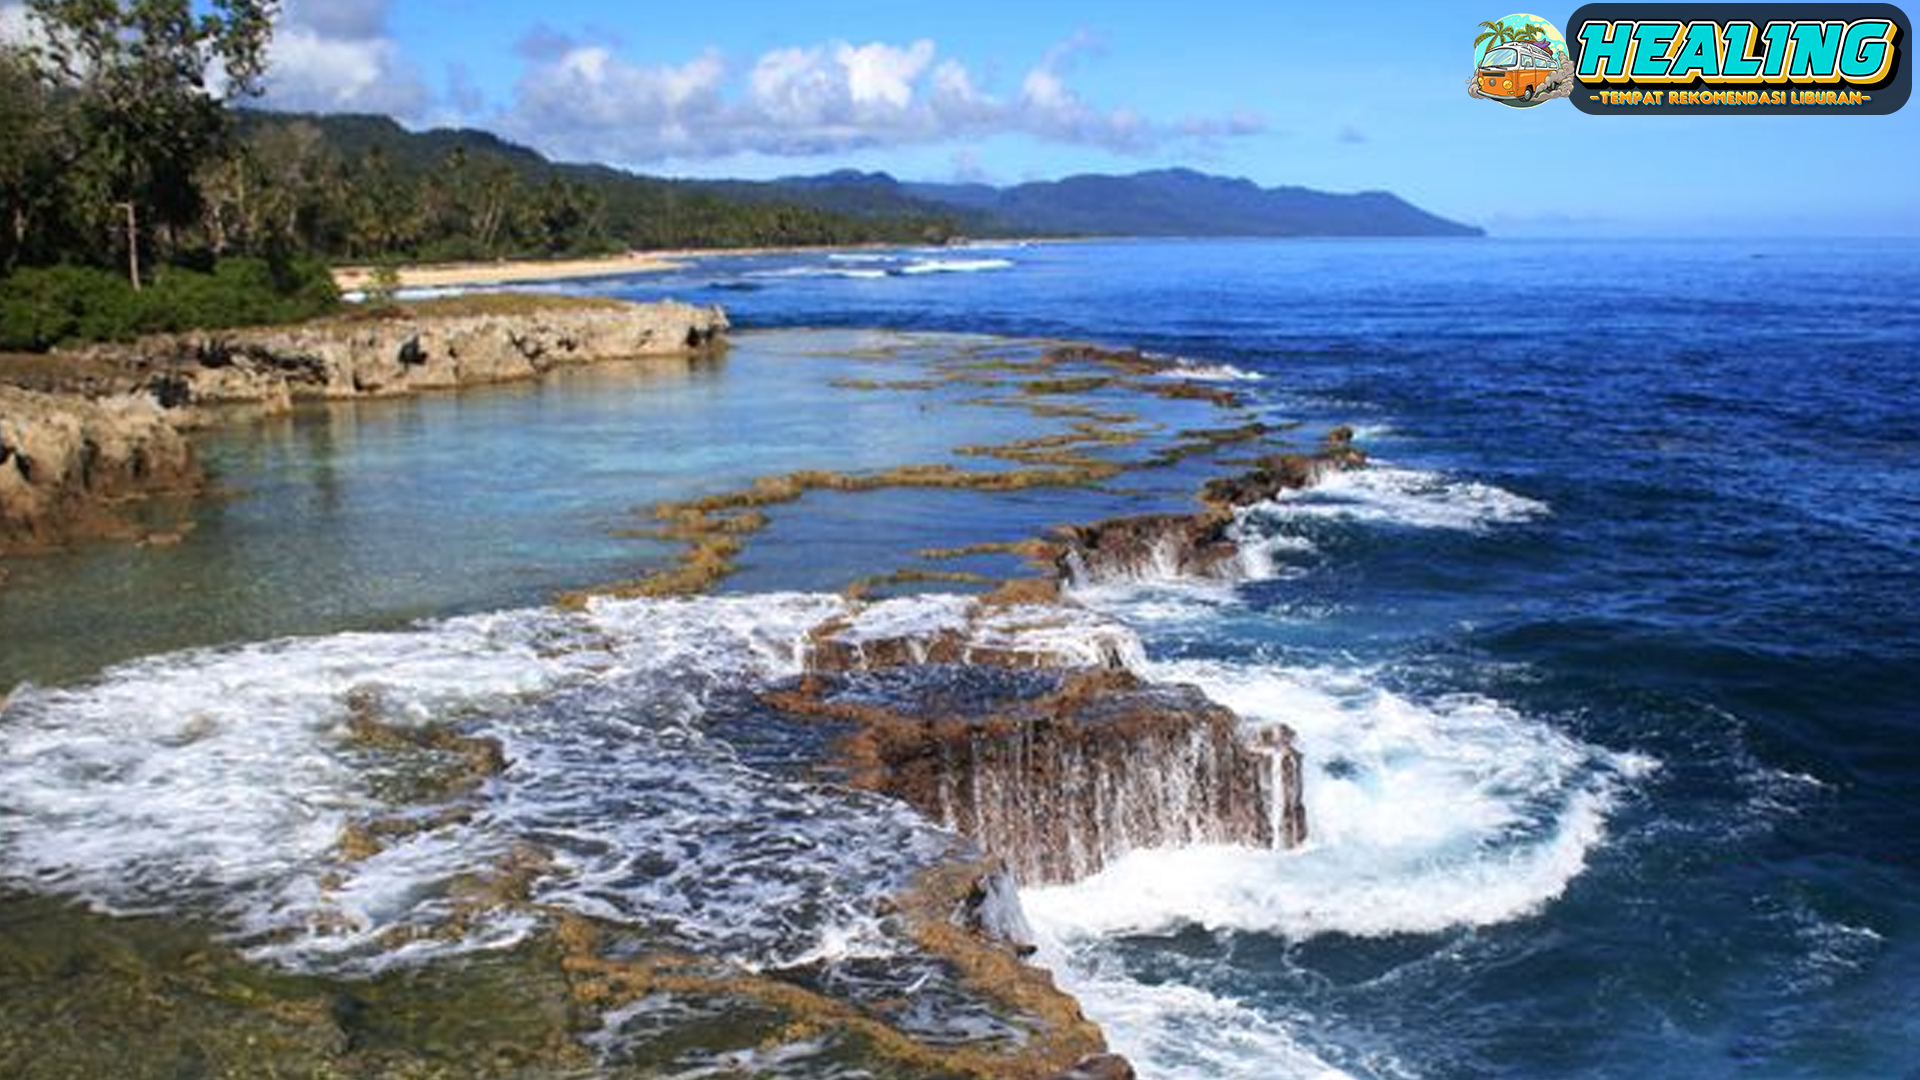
564;335;1294;606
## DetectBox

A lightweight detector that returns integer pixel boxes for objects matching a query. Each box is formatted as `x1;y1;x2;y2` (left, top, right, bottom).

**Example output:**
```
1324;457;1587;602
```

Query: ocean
3;237;1917;1078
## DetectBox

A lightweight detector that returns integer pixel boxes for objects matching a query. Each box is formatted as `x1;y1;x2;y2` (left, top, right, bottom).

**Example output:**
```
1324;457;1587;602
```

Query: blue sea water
6;237;1919;1078
609;238;1920;1078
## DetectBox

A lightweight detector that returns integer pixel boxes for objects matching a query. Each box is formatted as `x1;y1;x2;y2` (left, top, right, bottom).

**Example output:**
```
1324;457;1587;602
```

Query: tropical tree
22;0;279;286
0;46;68;271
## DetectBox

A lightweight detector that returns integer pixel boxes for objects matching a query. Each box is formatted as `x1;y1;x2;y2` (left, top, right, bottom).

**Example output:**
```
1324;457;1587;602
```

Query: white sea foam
0;593;955;972
1031;455;1597;1077
1056;579;1241;629
747;265;892;281
742;256;1011;281
1021;656;1650;1077
1244;464;1550;533
968;603;1147;670
1027;952;1363;1080
830;592;976;642
816;594;1146;671
1028;659;1653;942
1152;361;1267;383
897;256;1014;275
1229;530;1320;582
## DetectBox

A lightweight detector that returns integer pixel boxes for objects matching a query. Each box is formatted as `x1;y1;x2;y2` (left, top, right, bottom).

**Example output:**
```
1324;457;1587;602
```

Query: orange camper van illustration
1477;40;1560;101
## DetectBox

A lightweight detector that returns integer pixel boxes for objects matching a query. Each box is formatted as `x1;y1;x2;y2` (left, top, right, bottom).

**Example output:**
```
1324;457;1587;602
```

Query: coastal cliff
0;298;728;554
0;386;201;553
67;296;729;423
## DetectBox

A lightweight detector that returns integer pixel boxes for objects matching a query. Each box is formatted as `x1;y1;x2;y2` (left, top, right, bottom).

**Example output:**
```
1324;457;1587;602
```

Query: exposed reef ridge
759;426;1362;889
1054;425;1366;587
0;297;728;555
0;385;202;553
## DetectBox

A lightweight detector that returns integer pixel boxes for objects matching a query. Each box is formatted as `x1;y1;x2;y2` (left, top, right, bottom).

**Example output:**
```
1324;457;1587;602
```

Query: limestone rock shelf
0;298;728;555
0;386;201;553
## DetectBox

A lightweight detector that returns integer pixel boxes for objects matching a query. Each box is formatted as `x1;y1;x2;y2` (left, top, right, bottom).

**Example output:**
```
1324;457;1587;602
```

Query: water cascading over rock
1056;426;1366;587
767;427;1373;885
778;599;1307;886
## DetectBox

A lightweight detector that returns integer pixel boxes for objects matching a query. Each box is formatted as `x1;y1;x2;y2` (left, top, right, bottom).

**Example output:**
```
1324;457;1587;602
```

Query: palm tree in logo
1476;17;1550;58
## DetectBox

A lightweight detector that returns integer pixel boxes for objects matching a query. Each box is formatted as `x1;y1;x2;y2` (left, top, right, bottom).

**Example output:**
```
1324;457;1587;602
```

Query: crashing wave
1243;463;1550;533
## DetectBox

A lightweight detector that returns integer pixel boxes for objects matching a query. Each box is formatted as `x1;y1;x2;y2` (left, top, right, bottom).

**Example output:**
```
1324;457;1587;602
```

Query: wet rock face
208;299;729;402
1053;1054;1140;1080
1054;510;1240;585
1057;427;1366;587
768;666;1304;887
0;386;201;553
1200;426;1364;507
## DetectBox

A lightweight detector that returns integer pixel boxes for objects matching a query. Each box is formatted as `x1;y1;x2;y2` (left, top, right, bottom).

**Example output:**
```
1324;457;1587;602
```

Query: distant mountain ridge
756;167;1481;238
241;113;1483;242
905;168;1483;238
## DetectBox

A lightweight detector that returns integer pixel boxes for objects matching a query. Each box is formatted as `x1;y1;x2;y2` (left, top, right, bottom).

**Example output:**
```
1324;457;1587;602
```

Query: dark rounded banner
1564;3;1910;113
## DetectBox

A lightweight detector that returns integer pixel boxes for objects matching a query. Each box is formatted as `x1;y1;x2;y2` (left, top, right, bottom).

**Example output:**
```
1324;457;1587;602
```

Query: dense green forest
0;7;963;282
219;112;974;263
0;0;968;350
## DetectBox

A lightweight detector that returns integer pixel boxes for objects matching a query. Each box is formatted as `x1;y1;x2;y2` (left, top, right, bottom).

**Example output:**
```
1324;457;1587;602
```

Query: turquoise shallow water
0;329;1237;687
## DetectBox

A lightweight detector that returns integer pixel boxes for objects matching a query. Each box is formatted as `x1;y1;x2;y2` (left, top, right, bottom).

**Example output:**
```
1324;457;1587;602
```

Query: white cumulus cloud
261;0;429;116
495;31;1261;165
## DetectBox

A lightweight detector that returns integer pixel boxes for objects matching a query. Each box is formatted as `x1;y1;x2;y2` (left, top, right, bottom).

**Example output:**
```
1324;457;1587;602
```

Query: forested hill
223;112;972;260
906;168;1484;238
233;113;1481;260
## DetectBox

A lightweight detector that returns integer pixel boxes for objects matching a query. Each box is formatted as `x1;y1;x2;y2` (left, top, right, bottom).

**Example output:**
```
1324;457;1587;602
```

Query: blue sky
121;1;1920;235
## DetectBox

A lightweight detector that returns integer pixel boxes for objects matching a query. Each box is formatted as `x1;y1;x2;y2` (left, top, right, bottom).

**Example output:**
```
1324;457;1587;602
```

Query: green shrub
0;258;340;351
0;266;144;350
359;262;403;311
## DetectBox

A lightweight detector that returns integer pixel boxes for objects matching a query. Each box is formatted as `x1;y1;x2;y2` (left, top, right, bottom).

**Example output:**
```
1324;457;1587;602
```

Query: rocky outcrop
763;429;1368;888
768;666;1304;887
1199;424;1364;506
0;299;728;552
68;298;729;424
802;596;1142;674
1056;426;1365;587
0;386;202;552
1054;511;1243;584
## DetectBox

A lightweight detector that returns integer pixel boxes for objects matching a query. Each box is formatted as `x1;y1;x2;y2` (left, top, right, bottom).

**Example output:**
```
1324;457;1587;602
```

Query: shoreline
331;251;687;292
330;238;1062;293
0;296;728;556
0;327;1360;1079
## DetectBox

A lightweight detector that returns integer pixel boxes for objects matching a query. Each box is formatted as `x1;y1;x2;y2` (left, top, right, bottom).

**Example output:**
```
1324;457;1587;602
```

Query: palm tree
1475;17;1550;58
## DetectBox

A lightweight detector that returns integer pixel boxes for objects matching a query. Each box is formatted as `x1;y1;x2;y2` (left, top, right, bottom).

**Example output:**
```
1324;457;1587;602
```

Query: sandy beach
331;251;689;293
330;241;1050;294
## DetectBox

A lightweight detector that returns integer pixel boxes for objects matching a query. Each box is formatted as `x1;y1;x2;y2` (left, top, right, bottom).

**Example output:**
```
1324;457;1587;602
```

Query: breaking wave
1244;463;1550;533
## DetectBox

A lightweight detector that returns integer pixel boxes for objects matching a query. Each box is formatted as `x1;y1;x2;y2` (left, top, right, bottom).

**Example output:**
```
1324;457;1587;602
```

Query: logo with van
1470;14;1576;105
